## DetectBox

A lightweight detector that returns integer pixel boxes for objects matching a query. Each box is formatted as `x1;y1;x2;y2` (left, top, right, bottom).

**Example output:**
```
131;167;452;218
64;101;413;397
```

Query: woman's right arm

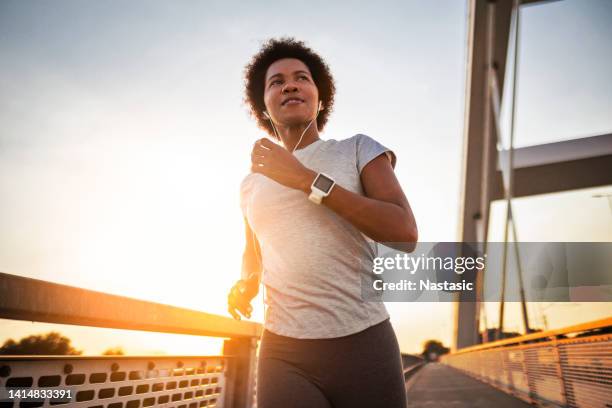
227;217;262;320
241;216;262;281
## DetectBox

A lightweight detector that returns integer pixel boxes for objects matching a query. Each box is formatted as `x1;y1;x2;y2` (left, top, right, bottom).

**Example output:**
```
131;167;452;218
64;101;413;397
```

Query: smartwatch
308;172;336;204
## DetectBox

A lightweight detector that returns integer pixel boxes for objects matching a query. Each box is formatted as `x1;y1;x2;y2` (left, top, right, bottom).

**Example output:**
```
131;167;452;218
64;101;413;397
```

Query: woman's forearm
241;220;263;281
299;170;418;244
241;250;262;281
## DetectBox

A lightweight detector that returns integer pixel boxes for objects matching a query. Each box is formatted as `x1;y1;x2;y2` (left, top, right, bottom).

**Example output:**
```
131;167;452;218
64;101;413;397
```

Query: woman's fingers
228;288;244;320
235;297;253;318
251;155;265;166
228;290;253;319
228;304;241;320
251;163;265;174
256;138;276;150
252;143;269;156
251;139;274;160
251;147;268;169
228;290;240;320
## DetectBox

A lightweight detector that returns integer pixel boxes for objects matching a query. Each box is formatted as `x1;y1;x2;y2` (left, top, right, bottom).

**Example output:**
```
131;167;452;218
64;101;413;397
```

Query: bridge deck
406;363;531;407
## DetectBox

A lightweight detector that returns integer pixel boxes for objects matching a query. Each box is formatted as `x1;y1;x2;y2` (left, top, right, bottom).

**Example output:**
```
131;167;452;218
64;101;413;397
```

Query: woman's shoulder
327;133;376;147
338;133;382;147
351;133;380;144
337;133;374;141
319;134;383;158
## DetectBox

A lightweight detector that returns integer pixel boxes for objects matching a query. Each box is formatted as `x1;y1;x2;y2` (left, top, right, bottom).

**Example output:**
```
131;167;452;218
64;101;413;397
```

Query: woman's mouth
282;98;304;106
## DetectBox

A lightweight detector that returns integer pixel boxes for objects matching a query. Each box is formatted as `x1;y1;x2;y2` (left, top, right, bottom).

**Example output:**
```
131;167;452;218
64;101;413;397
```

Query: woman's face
263;58;320;128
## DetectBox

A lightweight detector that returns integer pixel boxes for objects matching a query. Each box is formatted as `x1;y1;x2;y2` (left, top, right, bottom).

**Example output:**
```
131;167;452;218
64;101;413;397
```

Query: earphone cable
252;101;322;320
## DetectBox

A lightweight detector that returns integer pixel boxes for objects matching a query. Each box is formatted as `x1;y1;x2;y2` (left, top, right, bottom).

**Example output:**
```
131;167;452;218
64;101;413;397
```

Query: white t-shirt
240;134;396;338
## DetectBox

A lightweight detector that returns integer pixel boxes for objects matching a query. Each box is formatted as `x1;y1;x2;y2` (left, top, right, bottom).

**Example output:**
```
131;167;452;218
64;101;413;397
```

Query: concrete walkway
405;363;531;407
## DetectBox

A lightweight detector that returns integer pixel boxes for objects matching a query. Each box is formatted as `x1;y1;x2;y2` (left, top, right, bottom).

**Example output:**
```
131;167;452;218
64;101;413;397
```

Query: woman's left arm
303;154;418;244
251;138;418;244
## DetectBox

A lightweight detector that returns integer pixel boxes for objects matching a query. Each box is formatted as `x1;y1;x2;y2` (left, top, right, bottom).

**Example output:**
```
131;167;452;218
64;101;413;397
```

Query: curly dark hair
244;38;336;138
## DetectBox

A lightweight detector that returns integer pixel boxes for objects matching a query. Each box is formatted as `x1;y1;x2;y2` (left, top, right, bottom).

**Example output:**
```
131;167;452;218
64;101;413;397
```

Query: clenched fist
251;138;316;193
227;274;260;320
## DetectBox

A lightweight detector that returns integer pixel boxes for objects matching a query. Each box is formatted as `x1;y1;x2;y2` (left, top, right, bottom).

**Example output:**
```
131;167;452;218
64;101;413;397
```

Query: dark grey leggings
256;318;407;408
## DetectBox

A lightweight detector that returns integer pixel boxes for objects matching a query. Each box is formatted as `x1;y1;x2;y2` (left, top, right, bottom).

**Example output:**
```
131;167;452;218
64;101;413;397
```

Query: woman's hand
227;274;260;320
251;138;316;192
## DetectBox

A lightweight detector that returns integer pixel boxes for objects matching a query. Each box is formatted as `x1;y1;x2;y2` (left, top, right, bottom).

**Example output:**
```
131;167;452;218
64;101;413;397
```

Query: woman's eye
298;75;309;81
270;80;282;87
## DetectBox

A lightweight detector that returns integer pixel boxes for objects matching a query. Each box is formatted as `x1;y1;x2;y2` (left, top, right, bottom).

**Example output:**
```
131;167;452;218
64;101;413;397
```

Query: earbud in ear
318;100;324;111
263;111;271;119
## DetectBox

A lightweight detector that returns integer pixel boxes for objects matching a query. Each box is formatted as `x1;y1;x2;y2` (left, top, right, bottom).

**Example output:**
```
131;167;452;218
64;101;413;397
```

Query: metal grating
0;356;227;408
560;338;612;408
443;334;612;407
0;272;263;408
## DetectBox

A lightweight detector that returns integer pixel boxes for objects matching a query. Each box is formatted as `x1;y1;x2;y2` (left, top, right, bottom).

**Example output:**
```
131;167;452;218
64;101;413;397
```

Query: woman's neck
277;122;320;152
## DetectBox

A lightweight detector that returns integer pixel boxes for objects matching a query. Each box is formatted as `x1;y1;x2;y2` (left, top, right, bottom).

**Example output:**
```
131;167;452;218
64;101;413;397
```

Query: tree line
0;332;124;355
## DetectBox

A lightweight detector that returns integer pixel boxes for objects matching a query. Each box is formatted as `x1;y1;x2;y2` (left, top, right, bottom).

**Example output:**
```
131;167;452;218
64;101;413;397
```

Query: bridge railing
0;272;263;408
401;354;425;380
442;317;612;407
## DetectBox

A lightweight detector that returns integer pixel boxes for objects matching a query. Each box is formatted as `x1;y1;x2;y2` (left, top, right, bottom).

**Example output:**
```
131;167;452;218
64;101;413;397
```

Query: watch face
313;174;334;193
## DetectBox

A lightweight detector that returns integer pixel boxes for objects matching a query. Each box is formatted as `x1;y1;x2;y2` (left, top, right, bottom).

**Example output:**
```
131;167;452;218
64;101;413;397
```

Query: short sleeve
355;134;397;174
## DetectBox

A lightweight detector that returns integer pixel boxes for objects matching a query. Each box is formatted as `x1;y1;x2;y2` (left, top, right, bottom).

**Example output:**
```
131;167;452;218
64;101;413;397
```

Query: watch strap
308;190;324;204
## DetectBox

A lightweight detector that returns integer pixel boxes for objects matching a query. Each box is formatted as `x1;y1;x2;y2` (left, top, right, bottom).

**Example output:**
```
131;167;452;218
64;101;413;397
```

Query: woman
228;38;417;408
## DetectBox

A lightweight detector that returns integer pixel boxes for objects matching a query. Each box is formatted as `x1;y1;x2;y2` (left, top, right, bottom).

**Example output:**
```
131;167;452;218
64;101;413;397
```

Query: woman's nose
281;81;299;93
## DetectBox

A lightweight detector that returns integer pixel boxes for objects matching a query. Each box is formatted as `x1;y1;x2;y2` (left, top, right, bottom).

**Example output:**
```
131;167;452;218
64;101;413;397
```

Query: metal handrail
453;317;612;354
0;272;262;338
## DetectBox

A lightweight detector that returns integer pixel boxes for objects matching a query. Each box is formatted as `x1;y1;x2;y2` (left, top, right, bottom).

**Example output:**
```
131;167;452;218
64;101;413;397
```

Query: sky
0;0;611;355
